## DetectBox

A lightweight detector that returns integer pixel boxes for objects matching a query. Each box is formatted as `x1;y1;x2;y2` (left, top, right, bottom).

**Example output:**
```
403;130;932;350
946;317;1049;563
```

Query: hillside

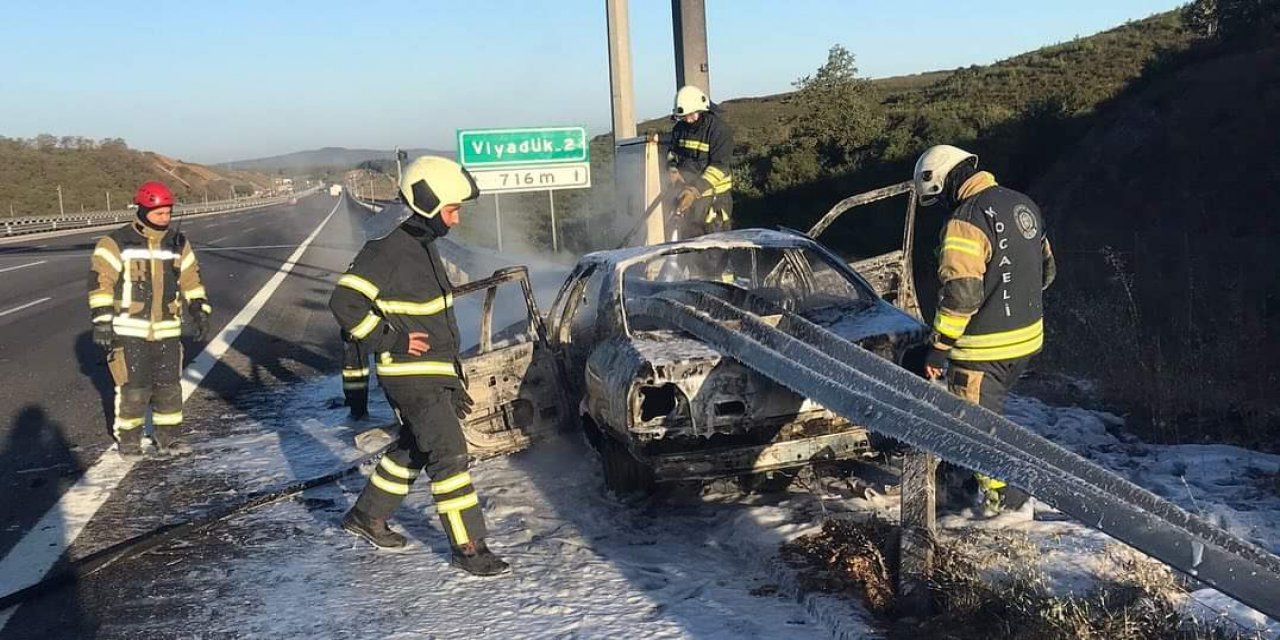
0;136;272;218
1030;40;1280;444
223;147;451;173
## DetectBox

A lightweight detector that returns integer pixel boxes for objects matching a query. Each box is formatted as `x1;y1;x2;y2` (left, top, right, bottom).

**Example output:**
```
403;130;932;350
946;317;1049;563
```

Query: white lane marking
180;201;339;400
0;297;52;318
201;244;296;252
0;260;47;274
0;199;341;628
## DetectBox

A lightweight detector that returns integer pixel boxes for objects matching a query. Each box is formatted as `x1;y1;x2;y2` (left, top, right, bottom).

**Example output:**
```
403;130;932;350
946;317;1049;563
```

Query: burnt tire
601;432;655;497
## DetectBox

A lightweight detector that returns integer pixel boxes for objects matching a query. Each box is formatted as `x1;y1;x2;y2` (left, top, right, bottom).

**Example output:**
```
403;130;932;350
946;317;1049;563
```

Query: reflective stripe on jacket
88;221;208;341
669;111;735;197
931;173;1055;362
329;220;463;384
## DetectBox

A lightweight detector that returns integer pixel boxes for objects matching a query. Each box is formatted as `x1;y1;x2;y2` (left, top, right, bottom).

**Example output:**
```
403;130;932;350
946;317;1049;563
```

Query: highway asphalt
0;193;367;566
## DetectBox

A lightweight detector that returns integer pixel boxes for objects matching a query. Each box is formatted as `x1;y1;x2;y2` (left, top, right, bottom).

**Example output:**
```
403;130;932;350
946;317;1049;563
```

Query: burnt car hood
630;299;925;367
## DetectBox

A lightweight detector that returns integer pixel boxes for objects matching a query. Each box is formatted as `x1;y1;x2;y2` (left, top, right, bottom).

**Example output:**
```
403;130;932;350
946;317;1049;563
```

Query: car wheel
601;432;655;496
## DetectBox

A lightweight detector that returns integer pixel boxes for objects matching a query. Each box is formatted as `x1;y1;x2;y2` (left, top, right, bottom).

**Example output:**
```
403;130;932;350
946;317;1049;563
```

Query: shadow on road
74;331;116;440
0;406;93;640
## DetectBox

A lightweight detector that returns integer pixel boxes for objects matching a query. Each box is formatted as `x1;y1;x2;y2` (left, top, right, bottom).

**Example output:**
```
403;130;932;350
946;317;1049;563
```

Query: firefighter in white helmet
330;156;508;576
668;85;735;241
913;144;1057;514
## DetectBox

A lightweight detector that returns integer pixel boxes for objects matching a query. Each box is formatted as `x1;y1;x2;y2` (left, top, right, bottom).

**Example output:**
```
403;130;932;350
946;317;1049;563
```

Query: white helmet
673;85;710;118
913;145;977;207
399;156;479;218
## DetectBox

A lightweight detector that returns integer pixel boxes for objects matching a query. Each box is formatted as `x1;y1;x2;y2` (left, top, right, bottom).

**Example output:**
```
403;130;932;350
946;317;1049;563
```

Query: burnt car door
454;266;570;457
802;181;922;320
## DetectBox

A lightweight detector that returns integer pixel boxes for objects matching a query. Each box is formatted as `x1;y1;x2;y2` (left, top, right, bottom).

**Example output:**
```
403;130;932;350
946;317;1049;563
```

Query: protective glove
452;387;475;420
674;186;700;214
190;302;212;342
923;345;949;380
406;331;431;356
92;321;115;352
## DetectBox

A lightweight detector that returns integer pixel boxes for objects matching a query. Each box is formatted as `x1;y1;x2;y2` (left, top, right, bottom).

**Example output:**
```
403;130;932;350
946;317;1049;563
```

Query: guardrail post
898;448;937;616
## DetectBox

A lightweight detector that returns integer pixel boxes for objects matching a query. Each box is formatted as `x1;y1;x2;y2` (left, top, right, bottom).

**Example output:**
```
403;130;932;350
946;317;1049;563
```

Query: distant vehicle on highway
329;185;343;197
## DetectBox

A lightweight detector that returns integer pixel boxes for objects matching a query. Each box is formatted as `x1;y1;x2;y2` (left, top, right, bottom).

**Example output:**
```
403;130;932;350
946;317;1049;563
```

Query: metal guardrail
1;193;309;238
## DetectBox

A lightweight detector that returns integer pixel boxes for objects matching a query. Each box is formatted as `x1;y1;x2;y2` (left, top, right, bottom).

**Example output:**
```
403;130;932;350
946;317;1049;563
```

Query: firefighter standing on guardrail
329;156;508;577
913;145;1057;514
668;85;735;240
88;181;212;459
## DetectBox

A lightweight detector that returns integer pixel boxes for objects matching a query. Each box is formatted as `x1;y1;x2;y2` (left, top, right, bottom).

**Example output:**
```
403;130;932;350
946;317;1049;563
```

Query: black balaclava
136;205;169;231
400;211;449;244
940;157;980;211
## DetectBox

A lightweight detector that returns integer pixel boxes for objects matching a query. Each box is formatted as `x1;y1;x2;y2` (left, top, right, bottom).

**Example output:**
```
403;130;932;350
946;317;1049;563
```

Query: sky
0;1;1183;164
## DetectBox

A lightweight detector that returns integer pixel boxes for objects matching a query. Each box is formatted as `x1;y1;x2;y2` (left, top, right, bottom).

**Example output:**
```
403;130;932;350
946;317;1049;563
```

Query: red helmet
134;181;174;208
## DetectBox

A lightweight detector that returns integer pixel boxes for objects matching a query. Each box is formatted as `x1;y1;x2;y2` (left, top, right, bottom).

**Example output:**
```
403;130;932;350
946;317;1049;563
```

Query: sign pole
549;189;558;253
494;194;503;252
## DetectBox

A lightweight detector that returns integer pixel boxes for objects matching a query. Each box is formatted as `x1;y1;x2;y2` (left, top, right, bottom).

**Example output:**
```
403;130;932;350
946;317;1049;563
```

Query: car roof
578;229;820;274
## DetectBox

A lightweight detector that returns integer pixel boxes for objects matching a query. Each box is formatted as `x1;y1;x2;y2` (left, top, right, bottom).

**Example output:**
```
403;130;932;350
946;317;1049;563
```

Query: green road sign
457;127;589;167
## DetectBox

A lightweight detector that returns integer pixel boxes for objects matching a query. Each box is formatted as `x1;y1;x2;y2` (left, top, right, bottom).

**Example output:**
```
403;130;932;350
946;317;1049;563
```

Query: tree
1184;0;1280;40
1183;0;1219;37
784;45;885;171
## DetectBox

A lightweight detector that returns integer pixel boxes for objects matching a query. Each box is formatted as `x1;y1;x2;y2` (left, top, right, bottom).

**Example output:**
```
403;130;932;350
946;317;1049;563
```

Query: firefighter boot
116;428;144;461
342;508;407;551
153;428;194;458
451;539;509;577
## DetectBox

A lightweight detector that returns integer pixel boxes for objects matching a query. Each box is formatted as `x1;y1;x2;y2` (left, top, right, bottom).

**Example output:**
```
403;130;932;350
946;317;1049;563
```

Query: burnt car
446;182;928;493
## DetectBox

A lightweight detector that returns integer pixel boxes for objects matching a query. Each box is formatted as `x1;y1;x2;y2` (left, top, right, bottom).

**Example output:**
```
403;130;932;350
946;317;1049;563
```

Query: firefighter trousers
352;381;488;547
671;193;734;280
679;192;733;239
340;335;370;416
947;357;1032;506
945;357;1029;414
106;337;183;445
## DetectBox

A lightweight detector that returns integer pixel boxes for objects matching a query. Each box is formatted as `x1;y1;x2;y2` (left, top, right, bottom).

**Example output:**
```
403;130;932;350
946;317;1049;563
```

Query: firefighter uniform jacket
89;221;209;340
931;172;1056;363
329;222;463;387
669;110;735;203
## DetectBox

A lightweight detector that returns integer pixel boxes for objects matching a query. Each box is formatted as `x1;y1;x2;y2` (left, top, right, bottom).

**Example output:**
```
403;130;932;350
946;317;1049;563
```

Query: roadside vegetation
0;136;271;218
784;518;1264;640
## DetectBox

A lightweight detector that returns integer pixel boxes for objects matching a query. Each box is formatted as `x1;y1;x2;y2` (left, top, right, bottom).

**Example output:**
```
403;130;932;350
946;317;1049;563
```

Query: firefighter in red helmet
89;181;212;459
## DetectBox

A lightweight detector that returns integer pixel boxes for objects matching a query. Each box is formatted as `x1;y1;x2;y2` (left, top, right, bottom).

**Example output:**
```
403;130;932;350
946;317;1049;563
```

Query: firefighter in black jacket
669;85;734;240
913;145;1057;513
331;156;507;576
89;181;211;459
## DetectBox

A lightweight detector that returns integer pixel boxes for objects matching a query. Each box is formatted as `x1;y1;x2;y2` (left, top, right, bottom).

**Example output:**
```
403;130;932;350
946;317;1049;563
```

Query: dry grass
781;518;900;613
781;518;1262;640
